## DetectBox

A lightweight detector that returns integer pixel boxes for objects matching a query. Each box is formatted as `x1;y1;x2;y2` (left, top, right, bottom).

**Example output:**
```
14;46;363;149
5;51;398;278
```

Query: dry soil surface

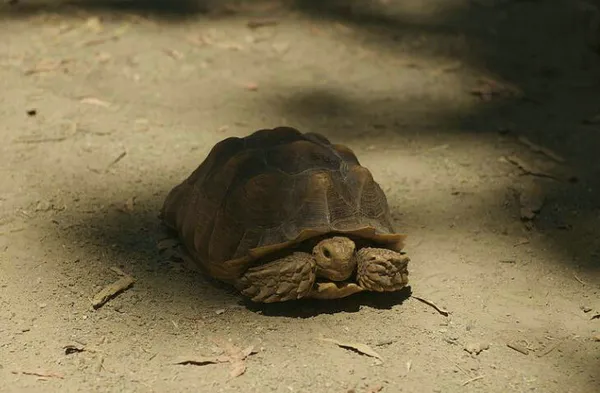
1;1;600;392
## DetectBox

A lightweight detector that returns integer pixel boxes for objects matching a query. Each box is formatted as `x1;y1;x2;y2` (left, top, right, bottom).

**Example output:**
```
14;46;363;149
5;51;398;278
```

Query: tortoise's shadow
240;286;412;318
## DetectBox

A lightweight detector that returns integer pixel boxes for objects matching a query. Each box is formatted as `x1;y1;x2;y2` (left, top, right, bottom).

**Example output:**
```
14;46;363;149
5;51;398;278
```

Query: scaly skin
235;237;410;303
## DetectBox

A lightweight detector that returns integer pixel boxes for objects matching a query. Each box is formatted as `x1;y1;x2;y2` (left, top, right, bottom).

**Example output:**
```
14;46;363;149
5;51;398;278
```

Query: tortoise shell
160;127;405;282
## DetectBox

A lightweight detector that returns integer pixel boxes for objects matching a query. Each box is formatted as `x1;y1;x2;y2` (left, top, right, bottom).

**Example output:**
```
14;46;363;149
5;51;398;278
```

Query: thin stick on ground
504;155;558;180
462;375;485;386
573;273;586;285
91;275;135;309
15;371;65;379
412;295;449;316
516;135;565;163
106;151;127;169
506;342;529;355
537;337;567;357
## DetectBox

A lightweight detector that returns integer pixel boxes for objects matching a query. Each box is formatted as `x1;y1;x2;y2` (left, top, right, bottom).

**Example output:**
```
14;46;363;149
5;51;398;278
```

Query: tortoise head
312;236;356;281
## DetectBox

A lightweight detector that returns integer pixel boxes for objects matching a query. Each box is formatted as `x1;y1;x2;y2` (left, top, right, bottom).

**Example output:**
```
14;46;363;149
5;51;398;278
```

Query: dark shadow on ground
0;0;208;18
0;0;295;19
241;286;412;318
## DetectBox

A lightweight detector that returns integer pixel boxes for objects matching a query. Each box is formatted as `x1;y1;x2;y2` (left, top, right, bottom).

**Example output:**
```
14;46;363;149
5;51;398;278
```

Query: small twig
106;151;127;170
513;238;530;247
80;97;112;108
24;59;71;75
0;227;25;236
516;135;565;163
506;342;529;355
109;266;127;276
504;155;558;180
91;275;135;309
461;375;485;386
15;371;65;379
573;273;586;285
537;337;567;357
443;355;469;376
412;296;449;316
81;35;120;47
13;136;68;144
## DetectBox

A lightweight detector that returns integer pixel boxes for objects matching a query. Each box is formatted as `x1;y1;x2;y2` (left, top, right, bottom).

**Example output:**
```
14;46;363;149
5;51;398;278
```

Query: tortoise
160;127;410;303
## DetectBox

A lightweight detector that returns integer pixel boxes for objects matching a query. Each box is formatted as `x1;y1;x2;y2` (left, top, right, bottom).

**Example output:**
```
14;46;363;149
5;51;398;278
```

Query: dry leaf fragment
319;338;382;360
519;184;545;221
91;275;135;309
125;196;135;212
229;347;257;378
175;343;258;377
157;238;180;252
109;266;127;276
513;238;530;247
366;385;384;393
80;97;111;108
164;48;184;60
24;59;71;75
116;196;136;213
85;16;103;32
229;360;247;377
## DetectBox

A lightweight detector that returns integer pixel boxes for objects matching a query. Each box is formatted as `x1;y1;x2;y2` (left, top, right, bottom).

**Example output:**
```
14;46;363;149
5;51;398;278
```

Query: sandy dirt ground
1;0;600;392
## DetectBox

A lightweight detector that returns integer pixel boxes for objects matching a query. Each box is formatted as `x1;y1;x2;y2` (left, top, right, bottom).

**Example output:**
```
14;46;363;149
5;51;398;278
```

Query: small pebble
464;342;490;355
35;201;52;212
580;305;592;313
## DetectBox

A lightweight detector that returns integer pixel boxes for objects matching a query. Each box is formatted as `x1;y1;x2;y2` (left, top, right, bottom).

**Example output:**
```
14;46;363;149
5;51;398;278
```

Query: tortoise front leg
355;248;410;292
236;252;317;303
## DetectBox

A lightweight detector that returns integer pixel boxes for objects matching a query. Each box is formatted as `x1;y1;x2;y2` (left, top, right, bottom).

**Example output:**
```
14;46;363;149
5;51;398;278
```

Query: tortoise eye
322;248;332;259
